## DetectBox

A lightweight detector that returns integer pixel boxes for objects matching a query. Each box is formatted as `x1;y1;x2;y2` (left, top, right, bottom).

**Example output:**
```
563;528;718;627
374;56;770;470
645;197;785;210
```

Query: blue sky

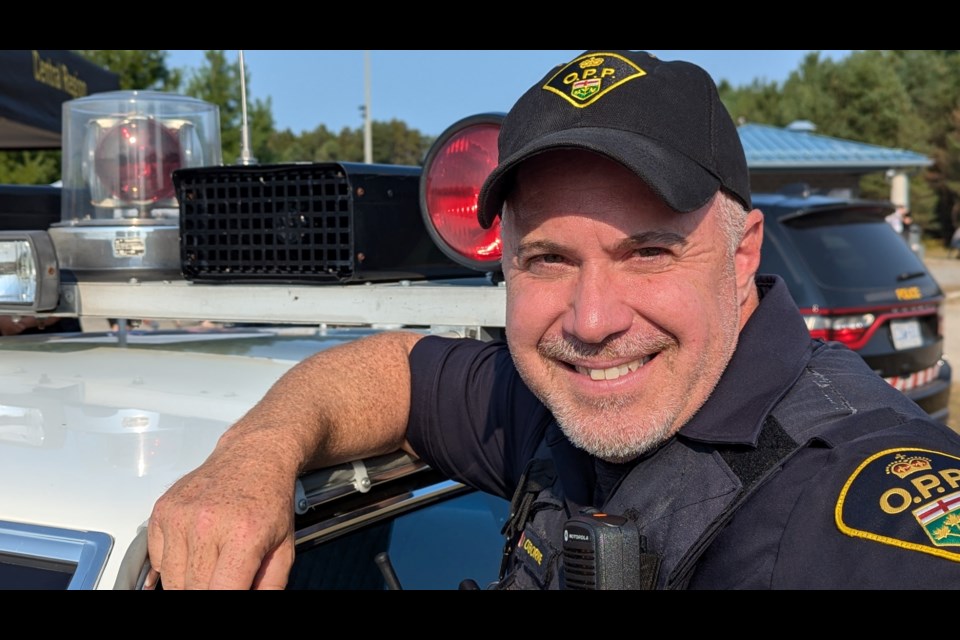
165;50;852;138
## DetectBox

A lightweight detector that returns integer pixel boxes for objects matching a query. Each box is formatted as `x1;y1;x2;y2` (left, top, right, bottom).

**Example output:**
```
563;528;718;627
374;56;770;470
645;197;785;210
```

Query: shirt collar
678;274;814;447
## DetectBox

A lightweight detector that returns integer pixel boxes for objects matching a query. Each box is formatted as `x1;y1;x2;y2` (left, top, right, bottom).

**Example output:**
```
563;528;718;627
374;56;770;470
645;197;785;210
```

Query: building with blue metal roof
740;121;931;207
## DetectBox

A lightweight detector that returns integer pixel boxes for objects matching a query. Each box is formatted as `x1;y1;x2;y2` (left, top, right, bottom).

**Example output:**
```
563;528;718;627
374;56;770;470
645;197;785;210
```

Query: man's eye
522;254;570;271
524;253;566;265
634;247;666;258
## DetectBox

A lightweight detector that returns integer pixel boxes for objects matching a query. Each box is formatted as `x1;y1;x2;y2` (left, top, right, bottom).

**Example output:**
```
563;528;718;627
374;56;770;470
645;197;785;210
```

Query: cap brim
477;127;722;229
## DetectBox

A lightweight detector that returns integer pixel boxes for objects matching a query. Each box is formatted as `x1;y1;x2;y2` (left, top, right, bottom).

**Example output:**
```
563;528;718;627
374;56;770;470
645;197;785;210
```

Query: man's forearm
216;330;425;474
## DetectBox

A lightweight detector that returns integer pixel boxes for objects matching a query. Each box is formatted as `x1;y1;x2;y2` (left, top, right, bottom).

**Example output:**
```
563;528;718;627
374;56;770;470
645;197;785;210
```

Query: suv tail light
801;302;939;351
803;312;877;349
420;113;504;271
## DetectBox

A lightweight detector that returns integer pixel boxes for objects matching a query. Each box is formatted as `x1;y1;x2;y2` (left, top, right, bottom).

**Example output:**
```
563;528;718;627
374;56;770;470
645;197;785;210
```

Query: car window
781;218;928;290
288;490;509;590
758;231;809;297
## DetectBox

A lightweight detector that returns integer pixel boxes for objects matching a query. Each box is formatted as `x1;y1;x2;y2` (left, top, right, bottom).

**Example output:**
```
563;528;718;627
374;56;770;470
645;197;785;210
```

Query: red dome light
420;114;504;271
93;117;182;205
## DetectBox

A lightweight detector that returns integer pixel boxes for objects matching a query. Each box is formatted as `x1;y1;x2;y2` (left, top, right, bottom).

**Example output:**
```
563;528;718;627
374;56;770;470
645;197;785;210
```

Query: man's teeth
575;358;648;381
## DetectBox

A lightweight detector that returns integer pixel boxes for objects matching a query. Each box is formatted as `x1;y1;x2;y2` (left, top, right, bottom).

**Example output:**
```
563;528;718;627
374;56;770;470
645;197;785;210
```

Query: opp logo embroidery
543;52;646;108
836;448;960;561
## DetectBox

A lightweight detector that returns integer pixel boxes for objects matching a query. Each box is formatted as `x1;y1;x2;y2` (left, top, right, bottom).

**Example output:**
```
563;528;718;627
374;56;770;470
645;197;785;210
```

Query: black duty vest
495;341;912;590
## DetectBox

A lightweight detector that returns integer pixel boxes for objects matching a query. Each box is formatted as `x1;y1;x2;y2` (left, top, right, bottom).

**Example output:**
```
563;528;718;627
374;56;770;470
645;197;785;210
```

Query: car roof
752;192;895;220
0;328;397;588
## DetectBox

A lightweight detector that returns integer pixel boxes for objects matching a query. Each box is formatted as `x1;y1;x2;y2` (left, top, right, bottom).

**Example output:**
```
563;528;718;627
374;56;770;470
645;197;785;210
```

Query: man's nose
562;266;634;345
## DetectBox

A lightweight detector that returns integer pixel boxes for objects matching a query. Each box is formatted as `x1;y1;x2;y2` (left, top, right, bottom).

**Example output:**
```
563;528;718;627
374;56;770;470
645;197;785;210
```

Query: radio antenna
238;50;257;165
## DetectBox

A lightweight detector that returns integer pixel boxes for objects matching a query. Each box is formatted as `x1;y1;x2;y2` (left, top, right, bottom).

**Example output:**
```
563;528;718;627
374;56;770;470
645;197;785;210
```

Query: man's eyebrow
614;231;688;251
516;232;688;257
515;240;569;258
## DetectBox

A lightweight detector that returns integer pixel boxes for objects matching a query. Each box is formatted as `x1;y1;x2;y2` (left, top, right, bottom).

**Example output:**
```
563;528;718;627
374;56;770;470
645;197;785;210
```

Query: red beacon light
420;113;504;272
61;90;221;225
92;116;182;206
51;91;221;276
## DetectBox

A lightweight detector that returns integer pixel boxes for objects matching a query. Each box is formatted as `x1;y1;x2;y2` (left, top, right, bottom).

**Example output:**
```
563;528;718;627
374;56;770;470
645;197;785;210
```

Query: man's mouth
573;355;654;381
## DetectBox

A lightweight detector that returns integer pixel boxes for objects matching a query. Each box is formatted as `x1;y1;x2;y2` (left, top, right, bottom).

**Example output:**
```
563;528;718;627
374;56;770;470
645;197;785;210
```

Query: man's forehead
508;151;665;204
504;150;679;222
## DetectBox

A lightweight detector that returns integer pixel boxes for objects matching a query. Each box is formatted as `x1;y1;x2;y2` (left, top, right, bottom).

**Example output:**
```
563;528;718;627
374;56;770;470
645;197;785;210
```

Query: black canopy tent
0;50;120;150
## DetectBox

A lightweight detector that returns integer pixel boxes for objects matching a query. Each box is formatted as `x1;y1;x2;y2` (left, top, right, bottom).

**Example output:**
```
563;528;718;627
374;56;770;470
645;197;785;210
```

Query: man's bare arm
146;330;424;590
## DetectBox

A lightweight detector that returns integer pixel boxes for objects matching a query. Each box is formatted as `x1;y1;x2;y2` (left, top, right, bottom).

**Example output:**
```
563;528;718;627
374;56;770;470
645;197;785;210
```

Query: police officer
148;50;960;589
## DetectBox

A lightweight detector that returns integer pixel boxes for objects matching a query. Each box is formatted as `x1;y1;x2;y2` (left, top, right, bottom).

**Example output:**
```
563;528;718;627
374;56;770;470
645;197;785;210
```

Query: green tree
719;78;784;127
371;119;432;166
888;51;960;242
265;119;432;166
789;52;931;214
778;51;923;149
0;151;60;184
266;125;340;163
182;50;274;164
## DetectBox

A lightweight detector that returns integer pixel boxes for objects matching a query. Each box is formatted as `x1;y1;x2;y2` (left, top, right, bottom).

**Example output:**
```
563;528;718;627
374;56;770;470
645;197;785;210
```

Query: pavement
924;255;960;373
925;255;960;295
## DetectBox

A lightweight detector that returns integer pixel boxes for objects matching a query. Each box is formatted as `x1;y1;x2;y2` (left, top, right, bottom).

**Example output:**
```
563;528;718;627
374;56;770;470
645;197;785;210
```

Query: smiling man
149;50;960;589
499;151;758;463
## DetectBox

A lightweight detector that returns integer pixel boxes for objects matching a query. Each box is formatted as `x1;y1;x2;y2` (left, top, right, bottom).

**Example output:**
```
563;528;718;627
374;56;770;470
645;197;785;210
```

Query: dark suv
756;192;951;422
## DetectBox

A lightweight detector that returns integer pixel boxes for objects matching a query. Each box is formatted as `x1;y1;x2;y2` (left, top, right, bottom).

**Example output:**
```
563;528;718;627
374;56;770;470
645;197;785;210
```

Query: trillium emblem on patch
914;491;960;547
543;52;646;108
571;78;601;101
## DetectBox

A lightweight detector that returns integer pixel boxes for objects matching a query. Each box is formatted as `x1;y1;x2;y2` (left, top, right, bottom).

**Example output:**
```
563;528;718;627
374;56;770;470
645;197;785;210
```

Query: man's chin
553;409;679;463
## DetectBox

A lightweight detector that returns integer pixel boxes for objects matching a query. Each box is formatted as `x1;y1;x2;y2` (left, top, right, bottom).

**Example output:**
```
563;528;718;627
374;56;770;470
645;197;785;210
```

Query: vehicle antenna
238;50;257;166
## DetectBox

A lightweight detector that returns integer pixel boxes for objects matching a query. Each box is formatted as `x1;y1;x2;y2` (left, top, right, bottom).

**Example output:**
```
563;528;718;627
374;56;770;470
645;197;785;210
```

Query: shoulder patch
836;448;960;562
542;52;646;108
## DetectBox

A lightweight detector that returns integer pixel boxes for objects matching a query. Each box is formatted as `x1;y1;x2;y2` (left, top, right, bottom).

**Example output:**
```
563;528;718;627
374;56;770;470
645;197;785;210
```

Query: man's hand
146;442;298;590
144;331;422;589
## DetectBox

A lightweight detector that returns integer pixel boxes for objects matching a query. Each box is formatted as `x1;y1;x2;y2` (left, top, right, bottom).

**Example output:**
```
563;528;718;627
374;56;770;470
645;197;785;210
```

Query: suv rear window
779;211;927;290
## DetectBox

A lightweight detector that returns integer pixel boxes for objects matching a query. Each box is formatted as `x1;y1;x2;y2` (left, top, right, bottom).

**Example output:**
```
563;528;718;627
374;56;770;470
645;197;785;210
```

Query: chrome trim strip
0;520;112;590
296;452;428;514
295;479;467;547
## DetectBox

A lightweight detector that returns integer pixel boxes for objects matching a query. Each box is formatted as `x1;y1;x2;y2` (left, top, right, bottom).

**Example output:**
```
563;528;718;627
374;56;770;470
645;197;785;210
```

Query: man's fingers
251;539;296;590
143;567;161;590
183;518;229;589
146;502;193;589
146;513;165;578
148;496;259;590
204;533;293;590
150;525;289;590
145;449;297;590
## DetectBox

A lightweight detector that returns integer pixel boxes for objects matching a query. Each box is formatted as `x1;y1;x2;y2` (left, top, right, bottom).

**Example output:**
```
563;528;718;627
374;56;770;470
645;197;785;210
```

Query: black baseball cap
477;50;751;228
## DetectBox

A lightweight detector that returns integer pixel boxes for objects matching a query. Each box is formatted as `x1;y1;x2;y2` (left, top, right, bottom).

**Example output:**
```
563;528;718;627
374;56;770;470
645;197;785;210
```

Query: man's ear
735;208;764;294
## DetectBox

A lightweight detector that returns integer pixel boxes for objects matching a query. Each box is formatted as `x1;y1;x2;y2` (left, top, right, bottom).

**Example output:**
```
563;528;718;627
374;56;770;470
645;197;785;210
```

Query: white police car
0;92;509;589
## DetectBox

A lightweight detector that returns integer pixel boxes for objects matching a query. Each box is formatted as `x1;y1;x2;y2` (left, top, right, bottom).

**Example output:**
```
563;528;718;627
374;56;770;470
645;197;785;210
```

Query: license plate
890;319;922;350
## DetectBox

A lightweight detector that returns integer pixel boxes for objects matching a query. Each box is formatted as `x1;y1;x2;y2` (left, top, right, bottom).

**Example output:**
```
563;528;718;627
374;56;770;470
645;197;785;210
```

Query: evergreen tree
182;51;274;165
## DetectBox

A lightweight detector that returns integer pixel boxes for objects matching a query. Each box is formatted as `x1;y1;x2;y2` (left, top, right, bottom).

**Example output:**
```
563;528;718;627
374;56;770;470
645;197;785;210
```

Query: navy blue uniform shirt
407;275;960;588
